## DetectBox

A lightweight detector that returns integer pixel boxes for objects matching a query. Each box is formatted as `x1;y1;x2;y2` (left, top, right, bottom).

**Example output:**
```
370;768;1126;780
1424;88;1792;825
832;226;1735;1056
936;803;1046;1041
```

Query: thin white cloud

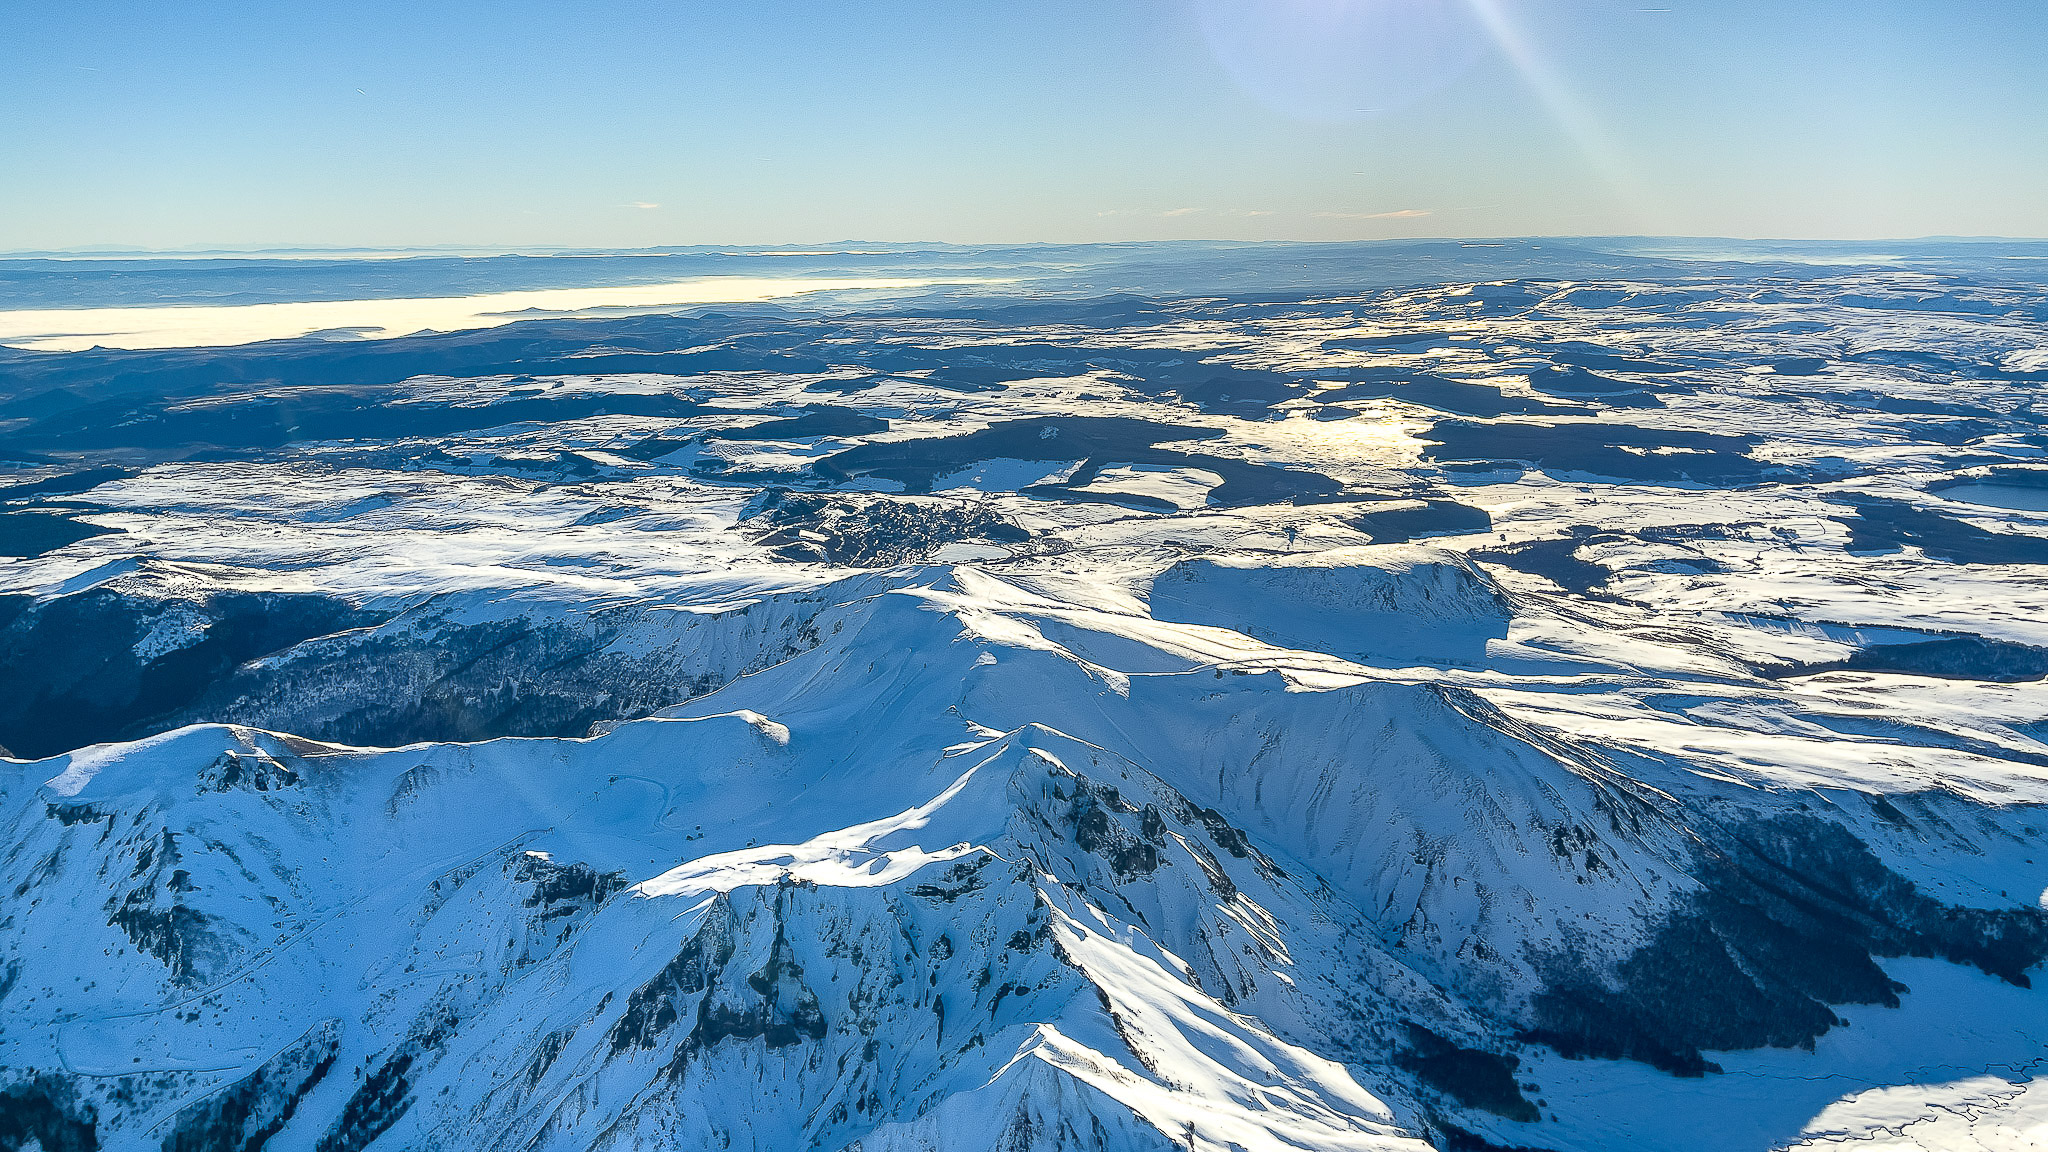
1095;207;1216;219
1313;209;1432;220
627;201;662;210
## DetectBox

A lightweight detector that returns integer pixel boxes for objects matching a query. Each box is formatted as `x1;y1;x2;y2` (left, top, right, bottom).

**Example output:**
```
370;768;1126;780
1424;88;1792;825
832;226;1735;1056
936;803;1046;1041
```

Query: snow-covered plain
2;241;2048;1150
0;276;955;352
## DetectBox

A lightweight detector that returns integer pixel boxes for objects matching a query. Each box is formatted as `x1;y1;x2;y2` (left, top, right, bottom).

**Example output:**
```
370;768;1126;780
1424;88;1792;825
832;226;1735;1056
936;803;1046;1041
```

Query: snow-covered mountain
4;241;2048;1150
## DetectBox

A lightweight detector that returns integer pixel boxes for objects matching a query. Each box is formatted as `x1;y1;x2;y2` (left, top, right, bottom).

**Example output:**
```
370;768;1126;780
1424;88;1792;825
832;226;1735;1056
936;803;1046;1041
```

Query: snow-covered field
2;240;2047;1151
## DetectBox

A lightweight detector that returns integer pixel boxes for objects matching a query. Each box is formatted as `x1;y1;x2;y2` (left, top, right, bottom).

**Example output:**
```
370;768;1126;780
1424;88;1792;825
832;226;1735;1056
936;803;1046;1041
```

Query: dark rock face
1066;782;1161;880
198;748;302;793
518;856;628;911
108;904;217;986
744;490;1028;566
514;856;629;962
722;922;830;1051
910;856;993;904
610;900;739;1053
1032;754;1288;915
160;1020;341;1152
607;891;829;1066
317;1008;458;1152
1526;814;2048;1075
102;828;235;986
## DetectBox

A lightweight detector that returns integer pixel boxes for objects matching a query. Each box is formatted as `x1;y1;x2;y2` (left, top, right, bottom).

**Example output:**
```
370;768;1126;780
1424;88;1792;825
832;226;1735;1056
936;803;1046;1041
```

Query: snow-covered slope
4;243;2048;1150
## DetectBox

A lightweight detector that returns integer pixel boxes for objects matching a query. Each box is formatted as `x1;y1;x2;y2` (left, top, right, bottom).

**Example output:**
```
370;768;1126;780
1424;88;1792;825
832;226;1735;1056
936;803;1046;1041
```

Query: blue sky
3;0;2043;249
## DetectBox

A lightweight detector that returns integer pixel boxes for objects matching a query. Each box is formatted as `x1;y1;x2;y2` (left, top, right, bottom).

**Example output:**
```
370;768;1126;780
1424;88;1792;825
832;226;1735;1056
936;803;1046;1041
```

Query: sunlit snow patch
0;275;952;351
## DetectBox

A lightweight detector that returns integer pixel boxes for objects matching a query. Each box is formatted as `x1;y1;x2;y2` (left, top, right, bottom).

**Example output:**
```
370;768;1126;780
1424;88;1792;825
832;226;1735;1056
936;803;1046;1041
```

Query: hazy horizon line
5;234;2048;262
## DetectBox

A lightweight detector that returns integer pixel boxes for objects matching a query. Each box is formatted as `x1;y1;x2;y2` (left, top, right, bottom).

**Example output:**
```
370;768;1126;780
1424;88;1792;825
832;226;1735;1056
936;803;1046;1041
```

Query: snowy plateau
3;240;2048;1152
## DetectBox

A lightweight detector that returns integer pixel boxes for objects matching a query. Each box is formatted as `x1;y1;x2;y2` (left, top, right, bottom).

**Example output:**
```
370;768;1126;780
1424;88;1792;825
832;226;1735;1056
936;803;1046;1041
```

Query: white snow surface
3;260;2048;1150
